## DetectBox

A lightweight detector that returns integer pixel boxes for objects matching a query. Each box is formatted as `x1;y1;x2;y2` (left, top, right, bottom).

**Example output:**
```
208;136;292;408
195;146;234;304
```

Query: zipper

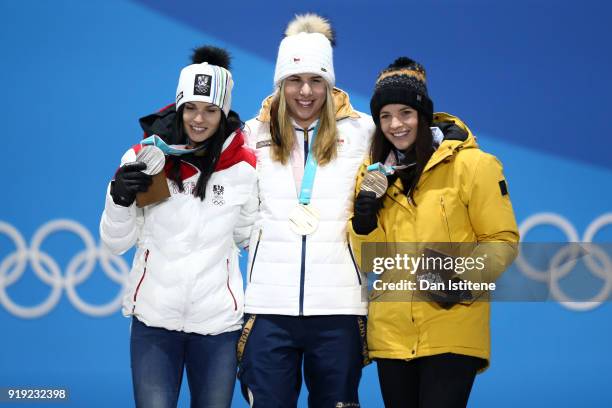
299;235;306;316
132;249;150;311
248;229;263;282
226;259;238;311
348;241;362;285
298;128;311;316
440;196;453;242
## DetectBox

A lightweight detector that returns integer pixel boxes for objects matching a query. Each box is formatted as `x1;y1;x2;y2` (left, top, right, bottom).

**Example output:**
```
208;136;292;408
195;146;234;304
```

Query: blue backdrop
1;0;611;406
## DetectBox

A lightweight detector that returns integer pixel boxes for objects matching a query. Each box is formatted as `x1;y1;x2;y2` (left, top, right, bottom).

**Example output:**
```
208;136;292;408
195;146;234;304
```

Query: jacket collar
256;87;361;123
215;128;256;171
422;112;478;173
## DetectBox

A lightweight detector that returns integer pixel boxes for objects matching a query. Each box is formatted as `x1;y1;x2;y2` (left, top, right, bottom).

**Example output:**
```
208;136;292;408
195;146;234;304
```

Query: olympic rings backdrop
1;1;611;407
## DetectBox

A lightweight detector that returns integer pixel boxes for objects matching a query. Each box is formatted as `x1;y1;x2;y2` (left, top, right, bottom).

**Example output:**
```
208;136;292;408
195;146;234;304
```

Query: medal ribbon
366;161;412;176
298;123;320;205
141;135;206;156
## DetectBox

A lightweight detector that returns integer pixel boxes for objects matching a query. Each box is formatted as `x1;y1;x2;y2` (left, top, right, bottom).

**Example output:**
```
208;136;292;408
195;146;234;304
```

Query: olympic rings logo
0;219;129;318
517;212;612;312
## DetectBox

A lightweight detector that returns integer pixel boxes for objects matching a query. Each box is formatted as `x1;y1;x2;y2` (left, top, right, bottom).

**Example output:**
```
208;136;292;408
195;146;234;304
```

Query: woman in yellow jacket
349;57;519;408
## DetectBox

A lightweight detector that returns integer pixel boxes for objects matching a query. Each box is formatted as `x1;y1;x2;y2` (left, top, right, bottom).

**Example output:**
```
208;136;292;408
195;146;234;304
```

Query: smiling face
283;74;327;129
182;101;222;145
379;104;419;151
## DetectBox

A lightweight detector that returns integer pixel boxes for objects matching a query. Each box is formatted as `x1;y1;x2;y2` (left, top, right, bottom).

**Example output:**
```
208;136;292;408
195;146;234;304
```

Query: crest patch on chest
213;184;225;205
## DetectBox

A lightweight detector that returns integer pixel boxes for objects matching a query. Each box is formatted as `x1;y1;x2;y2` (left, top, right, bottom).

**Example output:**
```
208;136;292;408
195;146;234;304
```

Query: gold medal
288;204;320;235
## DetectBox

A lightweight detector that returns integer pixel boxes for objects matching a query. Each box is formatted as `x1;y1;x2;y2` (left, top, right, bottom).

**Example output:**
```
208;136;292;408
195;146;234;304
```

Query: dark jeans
130;317;240;408
239;314;366;408
376;353;484;408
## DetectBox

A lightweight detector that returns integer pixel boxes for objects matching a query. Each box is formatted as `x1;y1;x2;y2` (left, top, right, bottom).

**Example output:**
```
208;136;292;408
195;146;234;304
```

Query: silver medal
136;145;165;175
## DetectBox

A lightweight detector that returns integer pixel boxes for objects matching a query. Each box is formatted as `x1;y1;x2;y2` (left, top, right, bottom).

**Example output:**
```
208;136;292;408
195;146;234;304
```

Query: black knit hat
370;57;434;125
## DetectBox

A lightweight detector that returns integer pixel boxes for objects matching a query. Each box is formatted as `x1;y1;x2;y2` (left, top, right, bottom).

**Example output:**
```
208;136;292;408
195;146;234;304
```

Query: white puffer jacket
244;89;374;316
100;130;258;335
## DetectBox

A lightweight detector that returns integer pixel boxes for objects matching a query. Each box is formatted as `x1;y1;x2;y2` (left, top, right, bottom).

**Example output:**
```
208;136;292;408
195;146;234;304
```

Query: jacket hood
256;87;361;122
139;104;177;140
433;112;477;147
425;112;479;173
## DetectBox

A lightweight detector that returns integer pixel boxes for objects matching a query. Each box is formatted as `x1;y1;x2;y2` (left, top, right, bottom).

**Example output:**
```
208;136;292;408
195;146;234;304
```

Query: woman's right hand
352;191;380;235
110;162;152;207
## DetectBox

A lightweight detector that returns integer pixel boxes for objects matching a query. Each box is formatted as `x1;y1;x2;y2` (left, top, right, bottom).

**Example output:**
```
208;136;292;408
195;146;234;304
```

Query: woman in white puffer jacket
237;15;374;407
100;46;257;408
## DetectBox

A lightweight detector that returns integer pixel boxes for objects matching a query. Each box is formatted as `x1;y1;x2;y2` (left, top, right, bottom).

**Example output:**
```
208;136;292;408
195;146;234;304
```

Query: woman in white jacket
100;47;257;408
238;15;374;408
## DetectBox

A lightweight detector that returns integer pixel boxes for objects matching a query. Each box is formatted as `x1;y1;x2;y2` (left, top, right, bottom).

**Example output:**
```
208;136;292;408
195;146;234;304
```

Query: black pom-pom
389;57;417;69
190;45;231;70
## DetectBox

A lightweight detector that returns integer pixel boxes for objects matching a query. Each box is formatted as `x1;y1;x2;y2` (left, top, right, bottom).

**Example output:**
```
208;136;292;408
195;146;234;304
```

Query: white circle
0;221;28;285
65;249;127;317
583;213;612;243
516;213;579;281
549;244;612;312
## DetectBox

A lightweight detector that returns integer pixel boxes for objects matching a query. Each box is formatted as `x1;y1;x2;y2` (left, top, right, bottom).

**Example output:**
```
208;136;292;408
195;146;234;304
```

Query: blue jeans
130;317;239;408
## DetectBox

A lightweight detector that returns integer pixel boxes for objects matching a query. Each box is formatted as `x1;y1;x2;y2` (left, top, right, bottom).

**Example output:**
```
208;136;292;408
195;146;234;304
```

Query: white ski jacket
244;89;374;316
100;130;257;335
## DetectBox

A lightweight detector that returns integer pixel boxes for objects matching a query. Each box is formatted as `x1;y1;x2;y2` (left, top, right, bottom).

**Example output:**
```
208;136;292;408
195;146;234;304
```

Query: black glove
110;162;152;207
417;275;473;309
352;190;380;235
416;248;474;309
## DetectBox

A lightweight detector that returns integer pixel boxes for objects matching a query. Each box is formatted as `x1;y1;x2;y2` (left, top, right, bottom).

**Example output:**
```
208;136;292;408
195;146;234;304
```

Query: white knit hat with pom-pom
273;13;335;88
176;46;233;116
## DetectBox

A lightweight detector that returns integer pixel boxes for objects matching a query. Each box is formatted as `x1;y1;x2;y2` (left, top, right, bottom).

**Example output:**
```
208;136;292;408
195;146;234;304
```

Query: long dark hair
166;107;242;200
370;112;435;204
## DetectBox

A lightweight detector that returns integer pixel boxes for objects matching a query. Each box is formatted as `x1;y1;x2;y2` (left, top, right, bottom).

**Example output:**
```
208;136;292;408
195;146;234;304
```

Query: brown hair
370;111;435;204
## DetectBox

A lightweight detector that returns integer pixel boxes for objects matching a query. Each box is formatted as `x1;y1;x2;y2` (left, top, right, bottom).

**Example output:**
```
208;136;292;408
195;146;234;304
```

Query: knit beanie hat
370;57;434;125
273;14;335;88
176;46;233;116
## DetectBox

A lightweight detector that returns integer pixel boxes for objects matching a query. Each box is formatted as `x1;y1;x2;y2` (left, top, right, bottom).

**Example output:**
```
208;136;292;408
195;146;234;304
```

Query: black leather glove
352;190;380;235
110;162;152;207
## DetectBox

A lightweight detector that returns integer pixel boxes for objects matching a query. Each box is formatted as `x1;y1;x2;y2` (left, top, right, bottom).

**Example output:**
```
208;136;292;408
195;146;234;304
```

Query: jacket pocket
440;196;453;243
132;249;150;312
348;242;362;285
248;229;263;282
226;259;238;311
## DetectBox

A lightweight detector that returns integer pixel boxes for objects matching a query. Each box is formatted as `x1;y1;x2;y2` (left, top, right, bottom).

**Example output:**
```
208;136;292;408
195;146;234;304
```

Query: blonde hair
269;82;337;166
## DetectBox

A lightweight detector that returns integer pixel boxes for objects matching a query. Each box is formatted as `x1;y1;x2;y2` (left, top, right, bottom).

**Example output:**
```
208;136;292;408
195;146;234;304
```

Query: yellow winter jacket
348;113;519;370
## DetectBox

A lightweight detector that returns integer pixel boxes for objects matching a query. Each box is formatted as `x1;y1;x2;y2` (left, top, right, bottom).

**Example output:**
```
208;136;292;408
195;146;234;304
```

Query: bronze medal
361;170;388;198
